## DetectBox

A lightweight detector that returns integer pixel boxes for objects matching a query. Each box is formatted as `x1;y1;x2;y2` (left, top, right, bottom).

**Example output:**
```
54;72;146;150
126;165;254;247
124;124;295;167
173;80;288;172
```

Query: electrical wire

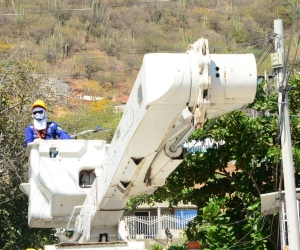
227;215;266;249
256;36;276;67
0;0;171;16
163;7;207;21
0;38;271;59
188;217;248;228
209;37;273;51
286;32;300;85
0;40;252;57
183;117;218;157
276;205;281;250
196;219;272;250
225;37;272;47
281;1;298;90
234;41;269;54
230;235;272;249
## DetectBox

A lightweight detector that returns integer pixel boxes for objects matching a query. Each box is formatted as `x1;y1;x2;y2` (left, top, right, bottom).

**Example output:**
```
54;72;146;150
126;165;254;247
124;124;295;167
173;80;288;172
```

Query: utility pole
274;19;300;249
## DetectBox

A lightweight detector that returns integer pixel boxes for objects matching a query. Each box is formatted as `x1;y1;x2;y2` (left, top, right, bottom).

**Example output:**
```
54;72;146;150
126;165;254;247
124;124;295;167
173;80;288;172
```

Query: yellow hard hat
31;99;47;111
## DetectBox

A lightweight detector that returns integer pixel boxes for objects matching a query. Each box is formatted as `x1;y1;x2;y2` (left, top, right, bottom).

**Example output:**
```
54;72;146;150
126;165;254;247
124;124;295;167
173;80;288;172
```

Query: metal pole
275;19;300;249
157;207;161;238
169;125;195;152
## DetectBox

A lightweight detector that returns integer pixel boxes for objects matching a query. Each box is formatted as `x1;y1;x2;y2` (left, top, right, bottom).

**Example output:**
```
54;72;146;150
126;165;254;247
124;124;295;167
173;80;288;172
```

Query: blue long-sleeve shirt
25;121;71;147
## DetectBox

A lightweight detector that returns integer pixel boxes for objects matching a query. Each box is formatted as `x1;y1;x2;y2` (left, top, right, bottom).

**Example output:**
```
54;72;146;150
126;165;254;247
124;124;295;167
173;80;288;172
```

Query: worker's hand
33;138;43;144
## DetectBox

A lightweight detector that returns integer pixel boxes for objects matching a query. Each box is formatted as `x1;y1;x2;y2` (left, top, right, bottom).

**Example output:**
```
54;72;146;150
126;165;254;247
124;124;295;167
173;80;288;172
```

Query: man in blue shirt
25;100;71;147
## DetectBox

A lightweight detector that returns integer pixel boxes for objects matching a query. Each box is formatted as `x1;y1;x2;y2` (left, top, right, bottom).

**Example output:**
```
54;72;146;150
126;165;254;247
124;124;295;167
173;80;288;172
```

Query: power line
0;36;273;60
187;214;272;249
227;215;267;249
0;0;267;37
256;37;276;66
163;7;207;21
211;37;272;50
0;0;171;16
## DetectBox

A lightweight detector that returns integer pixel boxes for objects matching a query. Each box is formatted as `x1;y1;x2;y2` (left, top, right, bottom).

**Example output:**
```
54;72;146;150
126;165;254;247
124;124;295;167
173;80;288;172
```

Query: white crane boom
20;38;257;250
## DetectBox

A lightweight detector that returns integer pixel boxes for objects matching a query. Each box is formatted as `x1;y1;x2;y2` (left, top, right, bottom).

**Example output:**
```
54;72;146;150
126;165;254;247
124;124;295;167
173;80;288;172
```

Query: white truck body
20;38;257;249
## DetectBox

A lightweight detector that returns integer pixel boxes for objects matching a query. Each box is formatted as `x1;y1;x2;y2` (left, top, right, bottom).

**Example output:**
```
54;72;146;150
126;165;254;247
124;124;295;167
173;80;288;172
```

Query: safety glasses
33;110;44;115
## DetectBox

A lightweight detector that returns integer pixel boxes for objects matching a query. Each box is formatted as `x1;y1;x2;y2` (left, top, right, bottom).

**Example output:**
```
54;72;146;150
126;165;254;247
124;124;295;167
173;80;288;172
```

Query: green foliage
0;60;122;248
287;74;300;114
191;197;237;250
170;244;187;250
250;82;278;113
0;60;58;249
150;244;163;250
185;197;269;250
150;243;186;250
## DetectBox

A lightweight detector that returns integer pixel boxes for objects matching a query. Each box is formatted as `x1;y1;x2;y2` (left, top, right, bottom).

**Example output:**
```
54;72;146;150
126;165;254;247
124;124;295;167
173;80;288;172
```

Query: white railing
123;215;196;239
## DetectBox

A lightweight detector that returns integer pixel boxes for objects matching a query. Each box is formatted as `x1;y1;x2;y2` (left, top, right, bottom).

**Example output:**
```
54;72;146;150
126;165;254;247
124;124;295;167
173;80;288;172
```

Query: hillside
0;0;295;102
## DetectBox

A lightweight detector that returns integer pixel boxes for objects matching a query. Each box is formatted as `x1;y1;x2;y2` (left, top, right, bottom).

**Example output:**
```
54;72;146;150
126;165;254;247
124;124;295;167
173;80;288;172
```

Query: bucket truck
19;38;257;249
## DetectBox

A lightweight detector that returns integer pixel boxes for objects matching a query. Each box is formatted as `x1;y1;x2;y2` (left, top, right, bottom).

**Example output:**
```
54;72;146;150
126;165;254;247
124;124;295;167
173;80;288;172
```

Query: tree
0;60;59;249
129;78;300;249
0;59;122;249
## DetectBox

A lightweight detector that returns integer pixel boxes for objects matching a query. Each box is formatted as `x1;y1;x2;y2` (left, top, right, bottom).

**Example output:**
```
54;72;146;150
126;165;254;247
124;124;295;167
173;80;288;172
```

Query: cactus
232;15;241;31
178;0;187;11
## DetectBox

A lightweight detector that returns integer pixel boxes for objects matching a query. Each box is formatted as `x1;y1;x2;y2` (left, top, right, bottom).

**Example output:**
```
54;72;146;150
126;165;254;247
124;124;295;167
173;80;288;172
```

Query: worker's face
32;107;46;121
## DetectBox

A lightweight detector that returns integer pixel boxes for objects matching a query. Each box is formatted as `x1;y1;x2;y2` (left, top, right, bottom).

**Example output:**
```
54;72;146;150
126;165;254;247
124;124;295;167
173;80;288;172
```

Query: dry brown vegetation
0;0;296;102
